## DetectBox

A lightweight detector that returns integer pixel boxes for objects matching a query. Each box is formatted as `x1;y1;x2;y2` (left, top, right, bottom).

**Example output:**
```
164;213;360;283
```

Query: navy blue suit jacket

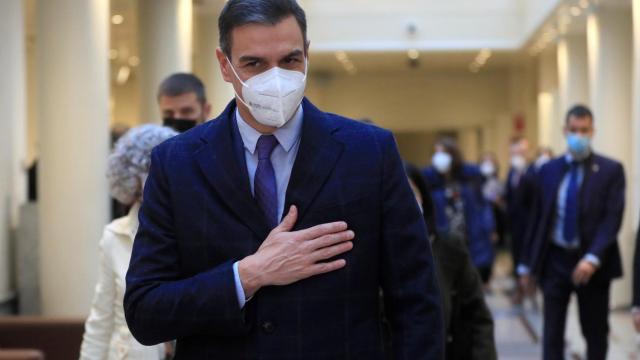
124;99;444;359
505;166;537;264
423;165;496;268
521;153;625;281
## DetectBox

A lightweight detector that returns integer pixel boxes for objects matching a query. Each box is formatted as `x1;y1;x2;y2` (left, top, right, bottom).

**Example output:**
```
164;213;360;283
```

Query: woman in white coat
80;125;178;360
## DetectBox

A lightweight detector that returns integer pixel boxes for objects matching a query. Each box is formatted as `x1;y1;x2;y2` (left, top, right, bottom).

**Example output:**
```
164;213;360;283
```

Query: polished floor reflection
489;253;638;359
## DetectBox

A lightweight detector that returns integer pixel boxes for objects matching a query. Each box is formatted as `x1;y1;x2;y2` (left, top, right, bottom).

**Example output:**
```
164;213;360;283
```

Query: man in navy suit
124;1;443;358
519;105;625;360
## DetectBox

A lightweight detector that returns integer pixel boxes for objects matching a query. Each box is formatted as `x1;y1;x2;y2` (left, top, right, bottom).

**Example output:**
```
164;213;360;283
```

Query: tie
563;162;580;246
255;135;279;229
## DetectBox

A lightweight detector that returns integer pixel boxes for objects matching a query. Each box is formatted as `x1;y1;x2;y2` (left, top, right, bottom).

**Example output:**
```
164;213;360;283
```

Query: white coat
80;203;165;360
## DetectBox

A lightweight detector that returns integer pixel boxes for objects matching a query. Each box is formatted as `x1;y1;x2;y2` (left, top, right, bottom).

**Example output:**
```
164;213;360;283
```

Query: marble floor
489;252;638;359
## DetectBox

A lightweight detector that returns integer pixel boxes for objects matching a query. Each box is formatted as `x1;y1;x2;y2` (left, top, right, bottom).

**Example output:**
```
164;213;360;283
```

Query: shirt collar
235;105;304;155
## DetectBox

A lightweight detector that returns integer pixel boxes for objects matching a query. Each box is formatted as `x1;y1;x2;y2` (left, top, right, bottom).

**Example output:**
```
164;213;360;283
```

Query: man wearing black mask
158;73;211;132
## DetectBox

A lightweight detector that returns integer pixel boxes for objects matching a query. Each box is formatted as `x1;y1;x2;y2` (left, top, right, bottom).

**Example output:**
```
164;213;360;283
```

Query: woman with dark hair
423;138;496;285
405;163;496;360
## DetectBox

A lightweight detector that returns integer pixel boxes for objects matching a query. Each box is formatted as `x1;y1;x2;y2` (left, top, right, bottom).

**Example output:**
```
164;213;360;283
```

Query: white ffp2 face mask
432;151;452;174
227;57;307;128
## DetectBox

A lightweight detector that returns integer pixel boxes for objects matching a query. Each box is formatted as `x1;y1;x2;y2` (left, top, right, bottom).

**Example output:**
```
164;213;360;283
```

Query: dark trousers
541;245;610;360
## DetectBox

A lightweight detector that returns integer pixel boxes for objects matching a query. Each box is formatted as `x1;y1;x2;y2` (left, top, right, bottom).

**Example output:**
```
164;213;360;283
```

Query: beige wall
306;66;536;177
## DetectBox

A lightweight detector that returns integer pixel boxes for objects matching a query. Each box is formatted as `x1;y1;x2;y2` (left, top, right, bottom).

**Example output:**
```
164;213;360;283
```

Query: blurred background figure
533;146;554;171
423;138;496;289
505;136;536;303
157;73;211;132
406;163;497;360
80;124;177;360
479;152;507;250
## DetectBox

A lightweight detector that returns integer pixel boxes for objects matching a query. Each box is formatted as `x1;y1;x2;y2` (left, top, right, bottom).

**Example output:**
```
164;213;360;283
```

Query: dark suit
124;99;444;359
432;233;496;360
522;153;625;360
505;166;536;269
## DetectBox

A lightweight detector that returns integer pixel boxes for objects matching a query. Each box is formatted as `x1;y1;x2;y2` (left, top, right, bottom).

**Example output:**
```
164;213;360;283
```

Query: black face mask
163;118;198;133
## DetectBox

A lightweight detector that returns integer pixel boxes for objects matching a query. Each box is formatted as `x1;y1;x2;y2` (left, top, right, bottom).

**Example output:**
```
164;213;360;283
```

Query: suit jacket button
261;321;275;334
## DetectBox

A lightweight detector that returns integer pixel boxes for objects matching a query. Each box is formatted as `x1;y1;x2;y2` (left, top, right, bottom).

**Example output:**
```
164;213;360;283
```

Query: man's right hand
238;205;354;298
519;274;535;296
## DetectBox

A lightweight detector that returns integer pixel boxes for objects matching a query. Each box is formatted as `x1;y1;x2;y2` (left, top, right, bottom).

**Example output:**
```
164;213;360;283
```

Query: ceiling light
111;14;124;25
109;49;118;60
579;0;589;9
335;51;348;63
479;48;492;59
116;66;131;85
128;56;140;67
407;49;420;60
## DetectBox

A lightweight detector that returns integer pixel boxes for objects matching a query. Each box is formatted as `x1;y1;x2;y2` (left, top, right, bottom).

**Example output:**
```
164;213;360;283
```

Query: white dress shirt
232;105;304;308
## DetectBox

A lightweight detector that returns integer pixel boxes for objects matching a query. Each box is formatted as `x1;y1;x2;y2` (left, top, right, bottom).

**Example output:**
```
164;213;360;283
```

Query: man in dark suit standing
124;1;444;359
632;220;640;331
505;136;536;301
519;105;625;360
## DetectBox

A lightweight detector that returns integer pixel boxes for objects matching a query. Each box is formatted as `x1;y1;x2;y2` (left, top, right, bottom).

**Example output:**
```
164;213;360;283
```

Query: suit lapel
194;101;271;241
284;99;344;225
546;158;567;211
579;154;598;213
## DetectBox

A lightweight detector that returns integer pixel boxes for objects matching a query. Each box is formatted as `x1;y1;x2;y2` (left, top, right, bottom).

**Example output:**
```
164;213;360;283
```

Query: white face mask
480;161;496;177
227;57;307;128
432;152;452;174
510;155;527;171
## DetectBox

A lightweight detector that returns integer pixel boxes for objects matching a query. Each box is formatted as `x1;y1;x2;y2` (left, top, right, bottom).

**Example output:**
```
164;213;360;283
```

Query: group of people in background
416;104;625;360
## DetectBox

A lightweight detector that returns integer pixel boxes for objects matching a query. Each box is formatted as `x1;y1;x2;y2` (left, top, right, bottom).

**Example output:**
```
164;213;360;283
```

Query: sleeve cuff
517;264;530;276
233;261;247;308
583;253;601;267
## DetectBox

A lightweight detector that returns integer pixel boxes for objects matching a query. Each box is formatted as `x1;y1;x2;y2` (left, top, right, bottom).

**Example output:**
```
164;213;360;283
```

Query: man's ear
216;47;233;83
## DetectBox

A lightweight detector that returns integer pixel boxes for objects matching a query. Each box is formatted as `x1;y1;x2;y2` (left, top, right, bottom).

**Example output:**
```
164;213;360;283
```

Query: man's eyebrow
237;55;264;63
282;49;304;58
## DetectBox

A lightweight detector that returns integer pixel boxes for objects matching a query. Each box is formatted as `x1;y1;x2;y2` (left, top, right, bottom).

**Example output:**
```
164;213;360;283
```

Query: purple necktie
255;135;279;229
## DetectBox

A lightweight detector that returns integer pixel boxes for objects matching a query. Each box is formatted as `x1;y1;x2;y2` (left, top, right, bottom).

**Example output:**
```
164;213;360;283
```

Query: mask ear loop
225;57;254;110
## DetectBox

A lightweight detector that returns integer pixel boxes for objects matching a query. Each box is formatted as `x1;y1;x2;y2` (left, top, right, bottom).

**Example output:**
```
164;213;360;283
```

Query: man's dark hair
218;0;307;58
565;104;594;124
157;73;207;104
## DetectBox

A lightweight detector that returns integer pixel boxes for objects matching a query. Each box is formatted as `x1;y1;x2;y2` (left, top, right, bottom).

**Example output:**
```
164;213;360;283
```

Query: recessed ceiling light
335;51;348;63
128;56;140;67
407;49;420;60
111;14;124;25
109;49;118;60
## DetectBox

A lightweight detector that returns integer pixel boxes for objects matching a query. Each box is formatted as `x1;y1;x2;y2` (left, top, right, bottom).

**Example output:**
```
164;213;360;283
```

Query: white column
139;0;193;123
0;0;27;306
587;5;633;307
537;46;563;153
557;34;589;113
194;11;235;117
37;0;110;316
